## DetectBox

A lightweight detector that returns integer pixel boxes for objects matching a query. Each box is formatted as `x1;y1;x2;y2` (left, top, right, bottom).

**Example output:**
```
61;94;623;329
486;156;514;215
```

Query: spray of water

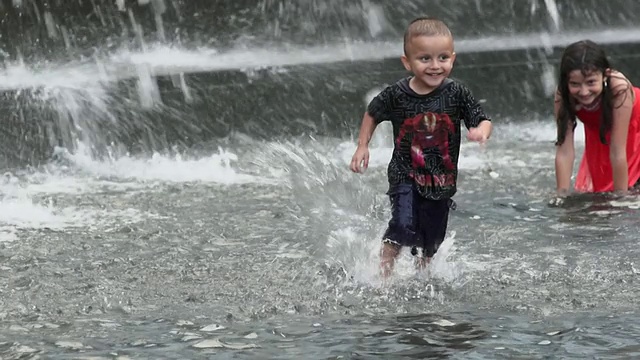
543;0;562;31
0;24;620;168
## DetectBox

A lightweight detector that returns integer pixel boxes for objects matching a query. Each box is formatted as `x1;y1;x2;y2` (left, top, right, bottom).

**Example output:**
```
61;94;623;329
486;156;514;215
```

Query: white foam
0;140;274;232
610;197;640;209
17;171;135;195
0;226;18;242
55;142;274;185
0;178;157;231
0;194;88;230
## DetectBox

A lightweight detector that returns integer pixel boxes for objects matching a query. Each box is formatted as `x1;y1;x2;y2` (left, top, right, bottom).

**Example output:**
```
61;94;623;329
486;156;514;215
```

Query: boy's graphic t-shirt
367;77;490;200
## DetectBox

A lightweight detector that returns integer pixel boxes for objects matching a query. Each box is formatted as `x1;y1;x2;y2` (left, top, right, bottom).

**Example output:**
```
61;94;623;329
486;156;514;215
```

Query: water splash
53;142;274;185
543;0;562;31
0;173;97;230
3;27;640;92
326;226;462;287
362;0;387;37
0;24;631;167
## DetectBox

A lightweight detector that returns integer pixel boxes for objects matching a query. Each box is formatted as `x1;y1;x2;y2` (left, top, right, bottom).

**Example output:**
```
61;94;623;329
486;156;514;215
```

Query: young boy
350;17;493;278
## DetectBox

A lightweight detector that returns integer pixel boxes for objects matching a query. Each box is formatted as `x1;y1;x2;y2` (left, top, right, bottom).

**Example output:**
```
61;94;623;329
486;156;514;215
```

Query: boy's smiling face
401;35;456;95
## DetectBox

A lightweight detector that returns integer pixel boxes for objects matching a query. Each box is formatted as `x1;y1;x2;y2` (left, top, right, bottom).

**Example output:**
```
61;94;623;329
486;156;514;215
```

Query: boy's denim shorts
382;182;454;258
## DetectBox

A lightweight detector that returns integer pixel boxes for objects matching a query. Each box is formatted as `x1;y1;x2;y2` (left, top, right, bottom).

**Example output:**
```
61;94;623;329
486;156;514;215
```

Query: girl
555;40;640;195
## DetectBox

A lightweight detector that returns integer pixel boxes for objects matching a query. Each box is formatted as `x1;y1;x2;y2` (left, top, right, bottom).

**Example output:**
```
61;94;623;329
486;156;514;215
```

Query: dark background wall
1;0;640;168
2;0;639;61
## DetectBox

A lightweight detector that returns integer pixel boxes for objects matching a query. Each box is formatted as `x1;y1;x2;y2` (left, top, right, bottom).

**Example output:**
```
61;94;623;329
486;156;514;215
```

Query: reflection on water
2;310;640;359
0;126;639;358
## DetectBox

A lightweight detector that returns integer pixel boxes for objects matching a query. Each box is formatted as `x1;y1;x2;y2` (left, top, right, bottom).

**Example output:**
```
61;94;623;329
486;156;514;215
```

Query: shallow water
1;118;640;358
2;1;640;356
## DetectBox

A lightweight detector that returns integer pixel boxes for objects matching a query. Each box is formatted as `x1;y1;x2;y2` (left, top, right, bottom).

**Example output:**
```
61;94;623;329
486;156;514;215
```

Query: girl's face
567;69;606;107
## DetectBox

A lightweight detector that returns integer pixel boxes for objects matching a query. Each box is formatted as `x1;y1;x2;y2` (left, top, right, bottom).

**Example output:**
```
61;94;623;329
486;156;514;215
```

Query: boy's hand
350;146;370;173
466;127;488;144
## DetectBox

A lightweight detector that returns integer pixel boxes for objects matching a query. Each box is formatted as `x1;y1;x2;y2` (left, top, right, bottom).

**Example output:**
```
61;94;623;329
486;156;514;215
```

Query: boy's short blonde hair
403;17;453;55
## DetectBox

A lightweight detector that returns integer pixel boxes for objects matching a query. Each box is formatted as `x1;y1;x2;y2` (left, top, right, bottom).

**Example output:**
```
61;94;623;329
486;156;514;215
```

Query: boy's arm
459;84;491;128
351;85;392;173
358;85;392;147
350;112;378;173
356;112;378;148
459;84;492;142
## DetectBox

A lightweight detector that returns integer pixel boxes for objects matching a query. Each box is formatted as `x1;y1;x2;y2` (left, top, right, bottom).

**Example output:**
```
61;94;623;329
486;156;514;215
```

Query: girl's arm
555;92;575;195
609;77;634;192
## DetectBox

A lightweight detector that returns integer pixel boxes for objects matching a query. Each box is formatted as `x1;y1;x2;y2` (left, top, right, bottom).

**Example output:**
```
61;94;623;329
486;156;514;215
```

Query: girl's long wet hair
556;40;623;145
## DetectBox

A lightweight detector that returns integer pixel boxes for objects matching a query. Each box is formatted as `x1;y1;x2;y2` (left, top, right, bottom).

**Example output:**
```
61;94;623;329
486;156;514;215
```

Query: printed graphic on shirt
398;112;456;188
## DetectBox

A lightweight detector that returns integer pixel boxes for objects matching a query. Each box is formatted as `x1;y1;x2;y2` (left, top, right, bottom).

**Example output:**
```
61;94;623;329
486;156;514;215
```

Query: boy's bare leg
415;255;431;270
380;241;400;278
